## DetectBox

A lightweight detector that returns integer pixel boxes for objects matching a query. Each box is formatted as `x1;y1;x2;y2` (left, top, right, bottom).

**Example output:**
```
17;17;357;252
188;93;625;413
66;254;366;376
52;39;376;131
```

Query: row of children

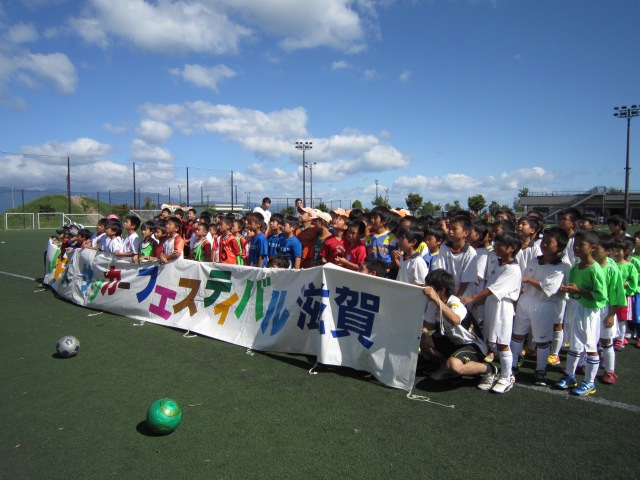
52;204;639;398
417;209;640;396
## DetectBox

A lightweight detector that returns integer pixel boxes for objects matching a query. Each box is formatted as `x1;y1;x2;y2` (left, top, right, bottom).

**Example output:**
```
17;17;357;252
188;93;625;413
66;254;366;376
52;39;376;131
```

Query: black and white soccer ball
56;336;80;357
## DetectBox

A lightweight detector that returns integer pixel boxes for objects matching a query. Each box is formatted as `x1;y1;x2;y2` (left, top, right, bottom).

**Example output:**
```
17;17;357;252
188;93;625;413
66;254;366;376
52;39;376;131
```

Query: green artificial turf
1;230;639;479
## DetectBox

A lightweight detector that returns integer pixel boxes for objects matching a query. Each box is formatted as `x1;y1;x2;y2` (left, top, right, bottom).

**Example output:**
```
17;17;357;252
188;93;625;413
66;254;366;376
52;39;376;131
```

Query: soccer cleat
484;352;495;363
491;375;515;394
430;365;460;381
572;381;596;396
636;338;640;349
601;371;618;385
534;370;547;386
623;337;629;345
614;340;625;352
477;363;498;391
554;374;578;390
547;354;561;366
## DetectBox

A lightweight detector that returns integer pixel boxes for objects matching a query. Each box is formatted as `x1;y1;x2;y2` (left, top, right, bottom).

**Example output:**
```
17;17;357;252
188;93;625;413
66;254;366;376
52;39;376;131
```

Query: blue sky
1;0;639;211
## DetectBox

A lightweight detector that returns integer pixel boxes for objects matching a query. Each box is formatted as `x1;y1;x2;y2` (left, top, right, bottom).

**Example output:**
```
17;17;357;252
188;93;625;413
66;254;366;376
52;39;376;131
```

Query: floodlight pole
613;104;639;222
66;156;71;214
231;170;234;212
186;167;190;207
295;141;313;207
306;162;317;208
132;161;136;209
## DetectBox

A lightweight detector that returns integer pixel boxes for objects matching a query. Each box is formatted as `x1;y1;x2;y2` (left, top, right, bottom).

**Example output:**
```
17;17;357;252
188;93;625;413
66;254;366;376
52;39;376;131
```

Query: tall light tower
613;104;639;221
306;162;317;208
295;141;312;207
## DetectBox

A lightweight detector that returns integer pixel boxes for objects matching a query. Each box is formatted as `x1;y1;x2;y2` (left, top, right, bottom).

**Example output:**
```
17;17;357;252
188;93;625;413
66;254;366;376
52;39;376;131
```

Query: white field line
0;270;36;281
516;383;640;413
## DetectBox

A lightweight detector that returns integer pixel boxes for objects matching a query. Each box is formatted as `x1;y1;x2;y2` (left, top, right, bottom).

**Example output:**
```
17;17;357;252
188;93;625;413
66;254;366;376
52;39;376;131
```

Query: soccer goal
3;213;35;230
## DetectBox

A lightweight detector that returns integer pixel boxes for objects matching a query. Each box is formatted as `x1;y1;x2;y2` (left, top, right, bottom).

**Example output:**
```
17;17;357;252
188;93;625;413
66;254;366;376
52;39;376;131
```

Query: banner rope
406;390;455;408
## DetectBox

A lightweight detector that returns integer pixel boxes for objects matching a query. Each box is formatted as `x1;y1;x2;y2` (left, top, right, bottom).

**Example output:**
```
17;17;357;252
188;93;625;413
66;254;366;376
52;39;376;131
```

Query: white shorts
514;295;563;343
563;299;600;353
599;308;618;341
483;296;514;345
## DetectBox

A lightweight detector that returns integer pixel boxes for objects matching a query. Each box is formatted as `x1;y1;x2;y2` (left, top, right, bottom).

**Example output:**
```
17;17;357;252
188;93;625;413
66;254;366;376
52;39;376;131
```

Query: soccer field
1;229;639;479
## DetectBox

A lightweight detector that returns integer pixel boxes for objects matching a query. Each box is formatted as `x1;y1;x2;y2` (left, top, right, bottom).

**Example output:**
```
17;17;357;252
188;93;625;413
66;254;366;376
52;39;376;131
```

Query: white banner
44;242;426;391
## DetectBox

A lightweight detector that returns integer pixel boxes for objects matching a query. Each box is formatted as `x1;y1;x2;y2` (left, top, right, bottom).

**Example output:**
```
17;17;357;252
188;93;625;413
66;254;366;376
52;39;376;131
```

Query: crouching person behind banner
419;269;495;387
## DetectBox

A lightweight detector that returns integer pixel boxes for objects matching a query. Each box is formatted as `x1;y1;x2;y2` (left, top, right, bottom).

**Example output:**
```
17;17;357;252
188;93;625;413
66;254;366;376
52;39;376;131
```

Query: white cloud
131;139;174;162
0;44;77;107
140;101;309;159
22;138;113;164
331;60;351;70
135;120;173;144
399;70;411;82
169;64;237;92
221;0;368;52
19;52;77;94
363;68;377;80
103;123;127;134
391;167;559;206
70;0;252;54
5;23;39;44
69;0;380;54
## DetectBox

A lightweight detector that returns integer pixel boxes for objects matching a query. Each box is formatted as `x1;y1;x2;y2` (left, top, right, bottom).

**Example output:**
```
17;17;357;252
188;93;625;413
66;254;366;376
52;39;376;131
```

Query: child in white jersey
462;230;522;394
510;226;568;386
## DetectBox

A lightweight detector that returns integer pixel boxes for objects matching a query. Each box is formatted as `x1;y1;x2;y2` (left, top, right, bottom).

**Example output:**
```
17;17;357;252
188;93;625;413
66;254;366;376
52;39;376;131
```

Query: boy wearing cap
320;214;349;265
313;211;333;263
297;207;318;268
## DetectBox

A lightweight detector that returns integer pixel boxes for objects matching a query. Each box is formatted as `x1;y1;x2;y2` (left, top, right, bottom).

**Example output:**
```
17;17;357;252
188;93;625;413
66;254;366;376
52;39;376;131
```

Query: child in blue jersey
247;212;269;267
365;206;397;275
267;213;284;259
422;226;446;272
278;216;303;269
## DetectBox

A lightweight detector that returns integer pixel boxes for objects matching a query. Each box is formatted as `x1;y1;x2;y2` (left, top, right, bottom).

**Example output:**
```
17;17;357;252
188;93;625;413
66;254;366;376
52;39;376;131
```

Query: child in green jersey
611;238;638;351
555;230;607;396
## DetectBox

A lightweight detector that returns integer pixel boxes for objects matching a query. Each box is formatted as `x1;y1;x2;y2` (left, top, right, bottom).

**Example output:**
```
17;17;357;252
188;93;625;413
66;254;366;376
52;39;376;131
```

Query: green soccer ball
146;398;182;435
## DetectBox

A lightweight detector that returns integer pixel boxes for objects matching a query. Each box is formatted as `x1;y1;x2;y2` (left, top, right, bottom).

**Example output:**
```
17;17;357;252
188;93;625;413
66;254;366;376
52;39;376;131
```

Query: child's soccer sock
577;351;587;368
527;335;536;352
509;338;524;367
617;321;627;341
498;350;513;379
565;350;580;376
550;329;563;356
585;355;600;384
601;343;615;372
536;342;551;371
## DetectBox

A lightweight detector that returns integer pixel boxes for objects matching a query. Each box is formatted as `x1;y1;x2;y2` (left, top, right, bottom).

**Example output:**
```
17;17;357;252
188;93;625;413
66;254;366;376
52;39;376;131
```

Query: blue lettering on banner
332;286;380;349
296;282;330;333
